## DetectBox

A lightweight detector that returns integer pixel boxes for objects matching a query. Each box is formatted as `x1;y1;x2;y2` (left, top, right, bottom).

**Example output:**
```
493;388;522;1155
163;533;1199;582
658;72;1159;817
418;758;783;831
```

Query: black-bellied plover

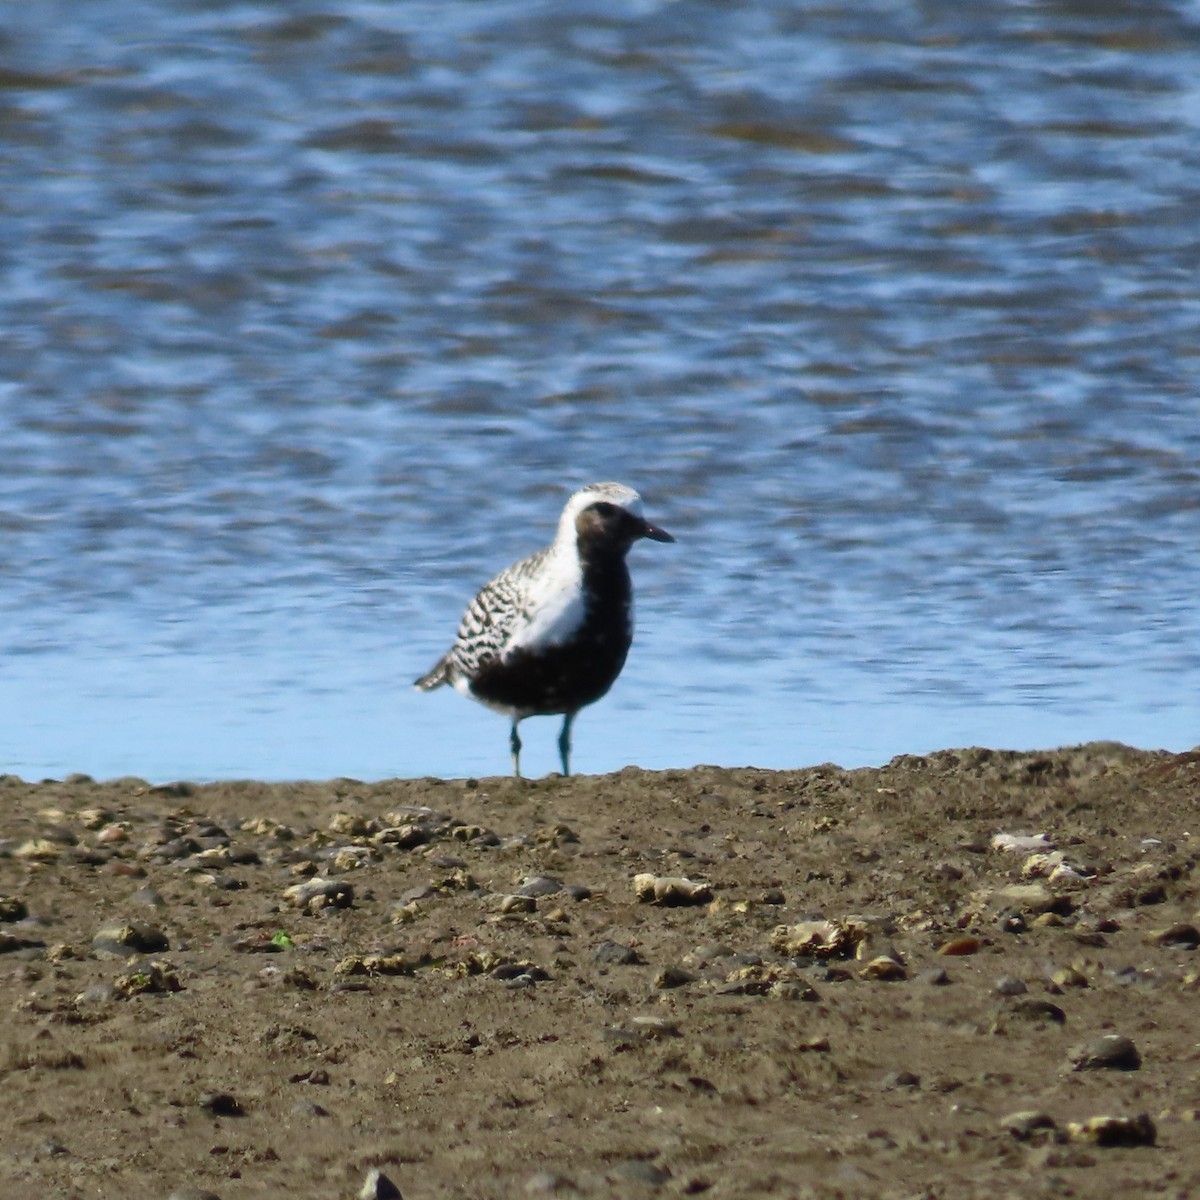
414;482;674;777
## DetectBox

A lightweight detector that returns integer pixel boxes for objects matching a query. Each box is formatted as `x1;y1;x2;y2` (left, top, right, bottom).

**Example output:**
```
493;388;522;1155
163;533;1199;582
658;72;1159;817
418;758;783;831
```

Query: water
1;0;1198;782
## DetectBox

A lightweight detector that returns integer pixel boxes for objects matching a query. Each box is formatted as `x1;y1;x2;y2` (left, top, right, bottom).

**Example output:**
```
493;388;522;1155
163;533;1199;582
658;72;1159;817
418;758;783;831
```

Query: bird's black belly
469;557;634;716
470;624;631;716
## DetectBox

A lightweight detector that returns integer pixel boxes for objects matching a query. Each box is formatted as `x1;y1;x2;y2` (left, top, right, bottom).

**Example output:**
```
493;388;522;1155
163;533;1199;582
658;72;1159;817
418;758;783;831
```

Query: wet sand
1;743;1197;1199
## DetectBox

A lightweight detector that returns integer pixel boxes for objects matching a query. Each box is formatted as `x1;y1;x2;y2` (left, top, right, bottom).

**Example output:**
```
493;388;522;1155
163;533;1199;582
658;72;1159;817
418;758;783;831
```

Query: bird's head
563;482;674;554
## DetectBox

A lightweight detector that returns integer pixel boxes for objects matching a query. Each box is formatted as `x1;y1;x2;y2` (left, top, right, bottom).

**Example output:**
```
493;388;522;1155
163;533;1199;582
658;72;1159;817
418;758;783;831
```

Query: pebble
165;1190;223;1200
771;919;855;958
1069;1034;1141;1071
993;883;1071;915
993;997;1066;1032
609;1160;671;1187
601;1017;680;1046
859;955;906;981
992;833;1053;854
514;874;564;898
1146;923;1200;949
14;839;63;861
290;1100;329;1118
525;1170;576;1195
1067;1114;1156;1147
76;982;121;1004
994;975;1027;996
1001;1110;1059;1142
91;923;170;958
1049;965;1088;991
358;1167;403;1200
0;931;45;954
282;877;353;913
197;1091;244;1116
691;941;736;962
937;937;980;956
0;895;29;922
632;874;712;906
653;966;696;989
590;940;643;965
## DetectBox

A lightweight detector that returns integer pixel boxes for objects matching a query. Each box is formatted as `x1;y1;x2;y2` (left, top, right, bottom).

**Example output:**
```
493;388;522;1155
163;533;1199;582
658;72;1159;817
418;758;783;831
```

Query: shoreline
1;741;1197;1198
2;737;1186;791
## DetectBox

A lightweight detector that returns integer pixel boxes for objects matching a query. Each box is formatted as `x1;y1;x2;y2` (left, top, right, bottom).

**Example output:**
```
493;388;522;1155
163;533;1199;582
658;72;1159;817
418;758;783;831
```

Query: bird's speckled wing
444;547;551;679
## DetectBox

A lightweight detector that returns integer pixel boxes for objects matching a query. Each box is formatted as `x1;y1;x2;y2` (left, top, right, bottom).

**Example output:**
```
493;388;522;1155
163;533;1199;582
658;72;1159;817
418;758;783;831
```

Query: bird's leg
557;712;576;777
510;721;523;779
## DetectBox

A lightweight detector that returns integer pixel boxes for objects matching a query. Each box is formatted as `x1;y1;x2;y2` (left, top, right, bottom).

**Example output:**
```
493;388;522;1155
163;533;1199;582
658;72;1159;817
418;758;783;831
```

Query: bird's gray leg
557;712;576;777
510;721;523;778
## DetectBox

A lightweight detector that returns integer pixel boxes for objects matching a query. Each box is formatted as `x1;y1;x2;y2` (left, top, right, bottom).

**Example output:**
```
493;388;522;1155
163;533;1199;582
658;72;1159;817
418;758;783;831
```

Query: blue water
1;1;1197;781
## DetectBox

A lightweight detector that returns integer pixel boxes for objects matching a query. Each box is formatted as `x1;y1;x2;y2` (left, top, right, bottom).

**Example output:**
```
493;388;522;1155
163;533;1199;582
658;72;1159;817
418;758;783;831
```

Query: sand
0;742;1197;1199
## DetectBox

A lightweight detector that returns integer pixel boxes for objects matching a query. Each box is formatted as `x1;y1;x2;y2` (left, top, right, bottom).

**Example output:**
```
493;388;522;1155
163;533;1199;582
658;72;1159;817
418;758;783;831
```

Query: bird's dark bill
642;521;674;543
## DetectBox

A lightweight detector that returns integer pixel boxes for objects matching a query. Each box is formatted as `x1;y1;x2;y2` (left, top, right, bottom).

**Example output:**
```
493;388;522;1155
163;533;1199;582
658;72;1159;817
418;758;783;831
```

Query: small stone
1067;1114;1156;1147
881;1070;920;1090
1050;965;1089;991
917;967;951;986
92;923;170;958
996;911;1028;934
653;966;696;990
794;1035;831;1052
633;874;712;906
282;877;353;913
601;1017;680;1046
992;833;1053;854
610;1160;671;1187
1070;1034;1141;1072
14;839;62;861
359;1167;403;1200
994;883;1071;915
1146;923;1200;949
994;975;1027;996
1001;1110;1059;1142
329;812;374;836
859;955;906;981
165;1189;224;1200
525;1170;575;1195
591;940;643;966
291;1100;329;1118
514;875;564;898
0;931;44;954
198;1091;244;1116
771;919;860;958
76;982;121;1004
994;997;1066;1030
0;896;29;923
938;937;980;956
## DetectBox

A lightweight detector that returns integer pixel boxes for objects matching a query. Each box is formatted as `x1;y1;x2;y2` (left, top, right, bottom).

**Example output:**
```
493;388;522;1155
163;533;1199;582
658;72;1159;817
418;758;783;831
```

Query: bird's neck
575;539;632;608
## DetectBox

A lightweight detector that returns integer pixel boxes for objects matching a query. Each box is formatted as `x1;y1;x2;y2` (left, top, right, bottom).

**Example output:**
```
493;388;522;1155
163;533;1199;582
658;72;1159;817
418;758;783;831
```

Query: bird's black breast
469;553;634;716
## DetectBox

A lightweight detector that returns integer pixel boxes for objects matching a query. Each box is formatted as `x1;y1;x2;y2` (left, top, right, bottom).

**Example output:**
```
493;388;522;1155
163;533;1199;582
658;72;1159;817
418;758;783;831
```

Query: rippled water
1;0;1197;781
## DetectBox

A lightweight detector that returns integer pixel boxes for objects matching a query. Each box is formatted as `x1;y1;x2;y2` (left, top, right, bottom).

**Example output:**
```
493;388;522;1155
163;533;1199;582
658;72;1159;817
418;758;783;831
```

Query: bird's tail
413;656;452;691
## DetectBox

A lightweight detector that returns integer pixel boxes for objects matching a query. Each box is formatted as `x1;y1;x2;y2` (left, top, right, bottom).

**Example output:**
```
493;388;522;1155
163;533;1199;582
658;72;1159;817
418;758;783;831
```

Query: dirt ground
0;742;1198;1200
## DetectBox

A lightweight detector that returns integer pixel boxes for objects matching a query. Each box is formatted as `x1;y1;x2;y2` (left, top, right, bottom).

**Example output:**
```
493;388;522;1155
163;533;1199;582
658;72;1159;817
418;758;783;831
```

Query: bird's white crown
556;482;644;542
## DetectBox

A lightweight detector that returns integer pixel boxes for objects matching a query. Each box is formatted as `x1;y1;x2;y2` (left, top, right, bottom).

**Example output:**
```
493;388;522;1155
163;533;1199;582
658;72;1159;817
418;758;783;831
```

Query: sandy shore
0;743;1197;1199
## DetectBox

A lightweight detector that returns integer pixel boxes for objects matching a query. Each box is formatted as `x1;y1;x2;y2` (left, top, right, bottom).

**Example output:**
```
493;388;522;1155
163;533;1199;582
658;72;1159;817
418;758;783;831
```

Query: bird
414;482;674;778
